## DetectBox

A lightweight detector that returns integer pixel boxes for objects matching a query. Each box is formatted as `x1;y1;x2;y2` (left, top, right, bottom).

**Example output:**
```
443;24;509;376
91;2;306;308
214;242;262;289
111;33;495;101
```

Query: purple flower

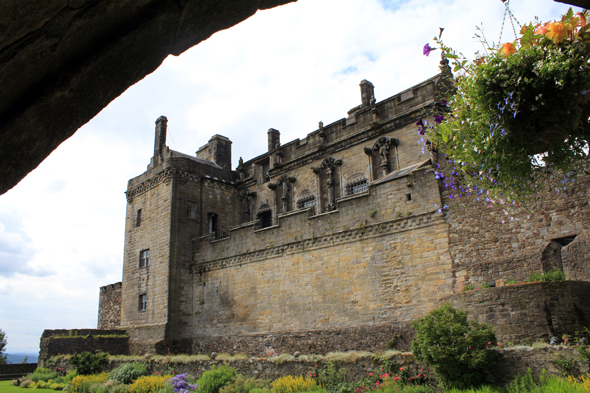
435;114;445;124
423;43;436;56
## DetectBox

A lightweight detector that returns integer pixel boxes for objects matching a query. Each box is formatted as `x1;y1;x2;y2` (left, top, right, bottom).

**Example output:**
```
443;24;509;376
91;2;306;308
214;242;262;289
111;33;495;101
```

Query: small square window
406;193;412;201
187;202;197;219
136;209;142;227
139;249;149;268
138;294;147;311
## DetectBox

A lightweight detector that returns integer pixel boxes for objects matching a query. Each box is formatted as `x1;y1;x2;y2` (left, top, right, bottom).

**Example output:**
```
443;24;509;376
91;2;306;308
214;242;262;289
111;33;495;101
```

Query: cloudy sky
0;0;574;353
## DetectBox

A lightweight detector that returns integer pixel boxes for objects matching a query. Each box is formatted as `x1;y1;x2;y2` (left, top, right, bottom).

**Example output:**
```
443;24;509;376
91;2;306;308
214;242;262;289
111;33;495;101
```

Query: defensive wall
42;346;589;385
98;282;122;329
39;329;128;366
0;364;37;381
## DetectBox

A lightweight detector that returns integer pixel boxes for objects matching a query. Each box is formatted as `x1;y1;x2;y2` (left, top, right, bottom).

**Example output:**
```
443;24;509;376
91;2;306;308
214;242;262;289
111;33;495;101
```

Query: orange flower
575;12;587;28
536;22;550;35
545;22;573;43
499;42;517;56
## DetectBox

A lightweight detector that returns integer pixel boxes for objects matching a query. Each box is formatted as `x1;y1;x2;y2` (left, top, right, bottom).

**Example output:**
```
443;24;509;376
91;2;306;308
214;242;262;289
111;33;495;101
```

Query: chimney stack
359;80;375;108
268;128;280;151
154;116;167;159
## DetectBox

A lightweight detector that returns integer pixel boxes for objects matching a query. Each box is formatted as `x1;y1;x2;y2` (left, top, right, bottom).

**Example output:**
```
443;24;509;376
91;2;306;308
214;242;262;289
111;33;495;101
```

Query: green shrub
219;375;268;393
29;367;59;382
69;352;109;375
197;366;237;393
525;270;565;283
109;362;149;384
411;303;498;389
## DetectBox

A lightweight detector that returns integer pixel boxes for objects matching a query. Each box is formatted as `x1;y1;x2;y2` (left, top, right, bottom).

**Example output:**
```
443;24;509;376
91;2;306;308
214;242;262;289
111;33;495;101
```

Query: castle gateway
98;66;590;355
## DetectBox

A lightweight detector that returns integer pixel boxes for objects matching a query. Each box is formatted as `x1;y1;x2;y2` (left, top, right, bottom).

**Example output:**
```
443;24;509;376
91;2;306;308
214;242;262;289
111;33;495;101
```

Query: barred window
139;249;149;268
297;195;316;209
138;294;147;311
346;178;368;195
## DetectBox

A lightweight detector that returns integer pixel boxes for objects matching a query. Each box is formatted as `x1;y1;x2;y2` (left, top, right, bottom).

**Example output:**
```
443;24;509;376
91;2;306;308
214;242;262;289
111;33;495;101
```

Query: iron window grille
346;178;368;196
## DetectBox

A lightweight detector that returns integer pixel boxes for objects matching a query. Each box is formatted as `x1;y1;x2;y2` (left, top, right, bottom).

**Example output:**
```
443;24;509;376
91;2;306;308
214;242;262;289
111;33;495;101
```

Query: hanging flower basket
422;9;590;201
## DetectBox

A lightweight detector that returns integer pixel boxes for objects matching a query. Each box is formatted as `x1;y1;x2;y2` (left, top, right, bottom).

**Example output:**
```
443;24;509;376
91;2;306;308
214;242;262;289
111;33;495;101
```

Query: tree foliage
68;351;109;375
0;329;7;364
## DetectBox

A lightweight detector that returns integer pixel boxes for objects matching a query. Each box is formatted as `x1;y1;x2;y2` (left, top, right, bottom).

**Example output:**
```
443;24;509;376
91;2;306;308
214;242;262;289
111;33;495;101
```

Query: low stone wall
47;347;588;385
440;281;590;344
0;363;37;381
190;322;414;357
39;329;128;367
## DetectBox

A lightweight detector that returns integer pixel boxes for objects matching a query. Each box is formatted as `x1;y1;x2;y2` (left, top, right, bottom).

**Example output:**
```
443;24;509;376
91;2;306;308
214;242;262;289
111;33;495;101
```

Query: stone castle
94;63;590;356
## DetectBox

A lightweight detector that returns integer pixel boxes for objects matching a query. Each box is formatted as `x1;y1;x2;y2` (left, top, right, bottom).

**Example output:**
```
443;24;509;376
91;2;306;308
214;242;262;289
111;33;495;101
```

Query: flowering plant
421;9;590;204
169;373;198;393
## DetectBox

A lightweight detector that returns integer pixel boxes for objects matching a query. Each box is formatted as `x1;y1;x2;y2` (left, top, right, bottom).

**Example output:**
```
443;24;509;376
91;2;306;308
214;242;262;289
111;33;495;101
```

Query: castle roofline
170;149;222;169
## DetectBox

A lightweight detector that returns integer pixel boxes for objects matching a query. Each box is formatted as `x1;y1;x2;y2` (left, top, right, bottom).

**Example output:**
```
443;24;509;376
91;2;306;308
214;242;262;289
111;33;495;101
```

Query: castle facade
98;67;590;355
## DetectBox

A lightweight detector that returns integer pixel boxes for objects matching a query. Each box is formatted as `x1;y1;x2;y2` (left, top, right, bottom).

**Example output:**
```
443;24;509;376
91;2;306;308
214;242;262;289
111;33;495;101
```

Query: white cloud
0;0;575;353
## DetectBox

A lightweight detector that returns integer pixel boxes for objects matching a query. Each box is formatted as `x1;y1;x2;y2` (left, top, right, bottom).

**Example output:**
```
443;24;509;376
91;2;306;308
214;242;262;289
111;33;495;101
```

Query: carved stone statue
318;121;326;144
281;181;289;212
379;142;389;166
370;96;378;122
378;138;390;176
326;165;335;210
237;156;245;181
238;189;256;222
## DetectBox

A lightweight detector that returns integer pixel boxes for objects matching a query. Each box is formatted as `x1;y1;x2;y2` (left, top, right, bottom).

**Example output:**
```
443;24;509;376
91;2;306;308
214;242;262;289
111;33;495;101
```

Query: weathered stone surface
0;0;296;195
38;329;128;365
98;282;122;329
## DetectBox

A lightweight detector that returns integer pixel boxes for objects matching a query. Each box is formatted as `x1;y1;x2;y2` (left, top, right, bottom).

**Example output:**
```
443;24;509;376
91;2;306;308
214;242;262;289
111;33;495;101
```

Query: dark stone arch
0;0;296;195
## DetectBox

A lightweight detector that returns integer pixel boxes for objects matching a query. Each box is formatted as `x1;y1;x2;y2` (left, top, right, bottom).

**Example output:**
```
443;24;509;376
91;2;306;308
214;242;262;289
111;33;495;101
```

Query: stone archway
0;0;295;195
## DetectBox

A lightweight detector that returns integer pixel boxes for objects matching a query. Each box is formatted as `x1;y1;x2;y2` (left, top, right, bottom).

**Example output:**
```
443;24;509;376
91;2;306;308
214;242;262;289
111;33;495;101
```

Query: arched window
345;173;368;196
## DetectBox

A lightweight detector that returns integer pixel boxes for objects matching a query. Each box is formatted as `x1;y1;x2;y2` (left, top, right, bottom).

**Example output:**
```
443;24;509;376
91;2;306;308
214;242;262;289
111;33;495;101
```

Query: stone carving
238;189;256;222
237;156;245;181
367;137;399;177
370;96;378;122
277;174;296;213
314;157;342;211
318;121;327;145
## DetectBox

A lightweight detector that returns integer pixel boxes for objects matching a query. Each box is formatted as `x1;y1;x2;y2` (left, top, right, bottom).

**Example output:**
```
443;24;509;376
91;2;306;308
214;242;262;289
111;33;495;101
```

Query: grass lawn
0;380;23;393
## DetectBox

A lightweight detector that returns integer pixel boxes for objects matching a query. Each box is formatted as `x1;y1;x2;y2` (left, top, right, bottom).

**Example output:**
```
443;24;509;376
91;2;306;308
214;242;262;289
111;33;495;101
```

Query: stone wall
189;165;451;343
98;282;122;329
191;322;414;356
47;347;588;385
0;364;37;381
441;281;590;344
444;176;590;291
39;329;128;367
